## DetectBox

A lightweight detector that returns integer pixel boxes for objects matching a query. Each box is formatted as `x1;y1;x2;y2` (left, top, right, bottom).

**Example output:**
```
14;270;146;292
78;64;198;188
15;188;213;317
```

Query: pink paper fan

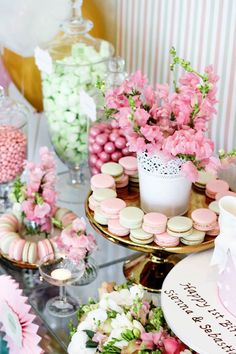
0;275;43;354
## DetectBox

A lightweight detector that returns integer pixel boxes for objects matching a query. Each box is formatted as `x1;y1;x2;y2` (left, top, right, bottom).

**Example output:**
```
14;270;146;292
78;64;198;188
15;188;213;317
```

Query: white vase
137;152;192;217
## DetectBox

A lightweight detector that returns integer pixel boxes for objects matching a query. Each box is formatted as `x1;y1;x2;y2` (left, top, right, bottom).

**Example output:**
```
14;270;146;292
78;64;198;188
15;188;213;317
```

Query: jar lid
0;87;29;128
42;0;114;65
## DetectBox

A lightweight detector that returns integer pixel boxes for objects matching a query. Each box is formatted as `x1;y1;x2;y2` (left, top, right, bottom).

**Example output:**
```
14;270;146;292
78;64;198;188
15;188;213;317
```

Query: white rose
129;285;144;300
104;289;133;307
111;313;133;330
99;297;123;313
67;331;97;354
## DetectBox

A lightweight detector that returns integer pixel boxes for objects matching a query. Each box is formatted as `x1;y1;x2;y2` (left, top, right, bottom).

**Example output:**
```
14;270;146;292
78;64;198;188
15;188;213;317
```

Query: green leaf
86;339;98;348
84;330;95;339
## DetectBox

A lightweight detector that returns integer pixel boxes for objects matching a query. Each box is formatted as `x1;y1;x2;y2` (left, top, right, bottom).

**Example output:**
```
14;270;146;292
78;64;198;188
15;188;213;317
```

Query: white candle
51;268;72;281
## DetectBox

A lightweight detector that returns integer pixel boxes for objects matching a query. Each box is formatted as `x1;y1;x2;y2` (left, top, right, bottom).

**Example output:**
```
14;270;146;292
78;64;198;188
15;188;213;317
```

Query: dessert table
0;87;137;353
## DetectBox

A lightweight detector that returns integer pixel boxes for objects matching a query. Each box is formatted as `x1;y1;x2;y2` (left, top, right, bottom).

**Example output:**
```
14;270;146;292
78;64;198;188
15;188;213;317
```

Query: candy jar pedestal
57;166;90;204
0;182;12;214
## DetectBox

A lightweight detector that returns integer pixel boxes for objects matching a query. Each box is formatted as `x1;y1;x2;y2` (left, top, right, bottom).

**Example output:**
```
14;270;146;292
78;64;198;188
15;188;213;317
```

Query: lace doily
137;152;185;178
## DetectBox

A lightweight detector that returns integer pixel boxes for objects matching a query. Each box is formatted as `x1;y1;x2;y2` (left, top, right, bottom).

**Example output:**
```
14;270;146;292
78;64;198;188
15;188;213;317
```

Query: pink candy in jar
89;121;134;175
0;125;27;183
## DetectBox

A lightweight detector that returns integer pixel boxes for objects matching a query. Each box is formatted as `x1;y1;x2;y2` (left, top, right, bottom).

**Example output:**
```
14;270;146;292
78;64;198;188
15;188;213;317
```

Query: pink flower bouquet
11;146;57;235
55;216;97;263
103;48;219;182
68;282;195;354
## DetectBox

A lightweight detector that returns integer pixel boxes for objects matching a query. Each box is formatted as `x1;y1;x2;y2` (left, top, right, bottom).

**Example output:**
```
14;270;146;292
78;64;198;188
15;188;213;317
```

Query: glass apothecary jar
0;87;28;213
36;0;114;203
89;57;134;175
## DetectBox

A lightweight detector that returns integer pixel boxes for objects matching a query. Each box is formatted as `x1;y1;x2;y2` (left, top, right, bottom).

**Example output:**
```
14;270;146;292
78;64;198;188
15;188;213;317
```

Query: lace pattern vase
137;152;192;217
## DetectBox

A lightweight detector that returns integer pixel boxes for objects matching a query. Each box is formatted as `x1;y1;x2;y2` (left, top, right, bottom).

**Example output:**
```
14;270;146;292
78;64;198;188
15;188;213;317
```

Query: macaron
8;238;19;259
205;179;229;199
194;171;216;190
100;198;126;218
108;219;130;237
191;208;217;231
119;207;144;229
208;200;220;215
206;222;220;236
88;195;100;211
0;213;18;231
142;212;167;234
55;208;71;221
94;206;108;225
154;232;180;247
61;212;77;227
22;241;31;262
215;191;236;200
0;233;20;253
180;229;205;245
129;172;139;183
119;156;138;176
91;173;115;191
101;162;124;180
116;174;129;188
38;239;54;261
130;228;154;244
27;242;38;264
92;188;117;203
13;239;26;261
167;216;193;237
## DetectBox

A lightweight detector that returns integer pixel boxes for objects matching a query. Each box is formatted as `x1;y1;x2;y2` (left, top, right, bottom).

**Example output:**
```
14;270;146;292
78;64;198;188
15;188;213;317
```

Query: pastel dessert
88;195;100;211
92;188;117;203
215;191;236;200
194;171;216;190
130;228;154;244
191;208;217;231
38;239;54;261
0;233;20;254
205;179;229;199
118;156;138;176
91;173;115;191
61;212;77;227
154;232;179;247
115;174;129;188
94;206;108;225
167;216;193;237
11;239;26;261
101;162;124;180
119;207;144;229
142;212;167;234
108;219;130;237
180;229;205;245
55;207;71;221
208;200;220;215
129;172;139;183
206;222;220;236
100;198;126;219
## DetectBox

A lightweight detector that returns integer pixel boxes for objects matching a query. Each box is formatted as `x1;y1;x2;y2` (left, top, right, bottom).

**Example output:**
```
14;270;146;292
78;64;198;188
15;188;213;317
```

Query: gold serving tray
0;253;38;269
85;184;215;254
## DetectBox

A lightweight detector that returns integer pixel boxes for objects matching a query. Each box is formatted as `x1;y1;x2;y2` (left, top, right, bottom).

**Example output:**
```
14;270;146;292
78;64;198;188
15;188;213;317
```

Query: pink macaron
154;232;180;247
206;222;220;236
191;208;217;231
88;195;100;211
61;212;77;227
119;156;138;176
205;179;229;199
91;173;115;191
38;239;54;261
10;238;26;261
215;191;236;200
116;174;129;188
142;212;167;234
108;219;130;237
100;198;126;218
0;213;18;231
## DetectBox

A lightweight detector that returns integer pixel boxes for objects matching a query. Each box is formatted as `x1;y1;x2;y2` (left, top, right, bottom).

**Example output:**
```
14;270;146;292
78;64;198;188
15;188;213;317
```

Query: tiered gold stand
85;184;215;292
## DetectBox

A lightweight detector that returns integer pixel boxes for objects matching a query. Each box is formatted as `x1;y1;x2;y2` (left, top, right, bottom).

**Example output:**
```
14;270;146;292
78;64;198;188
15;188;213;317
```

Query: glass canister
36;0;114;203
0;87;28;212
89;57;134;175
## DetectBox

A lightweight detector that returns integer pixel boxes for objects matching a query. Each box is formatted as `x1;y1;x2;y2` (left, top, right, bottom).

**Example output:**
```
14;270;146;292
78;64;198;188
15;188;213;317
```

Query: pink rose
163;337;186;354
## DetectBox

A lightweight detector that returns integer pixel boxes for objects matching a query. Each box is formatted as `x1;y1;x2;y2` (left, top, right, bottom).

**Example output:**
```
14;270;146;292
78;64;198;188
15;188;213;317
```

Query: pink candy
89;121;134;175
0;125;27;183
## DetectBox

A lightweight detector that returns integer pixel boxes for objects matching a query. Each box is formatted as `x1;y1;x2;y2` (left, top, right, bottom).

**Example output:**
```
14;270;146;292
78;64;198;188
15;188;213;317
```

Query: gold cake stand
85;183;215;292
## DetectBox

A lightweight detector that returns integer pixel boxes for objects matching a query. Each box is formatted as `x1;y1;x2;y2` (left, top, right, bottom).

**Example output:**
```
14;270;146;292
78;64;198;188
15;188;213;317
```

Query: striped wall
115;0;236;152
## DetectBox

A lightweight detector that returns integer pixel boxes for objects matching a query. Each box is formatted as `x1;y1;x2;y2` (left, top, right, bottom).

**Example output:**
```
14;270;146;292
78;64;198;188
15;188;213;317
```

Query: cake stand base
123;252;185;292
